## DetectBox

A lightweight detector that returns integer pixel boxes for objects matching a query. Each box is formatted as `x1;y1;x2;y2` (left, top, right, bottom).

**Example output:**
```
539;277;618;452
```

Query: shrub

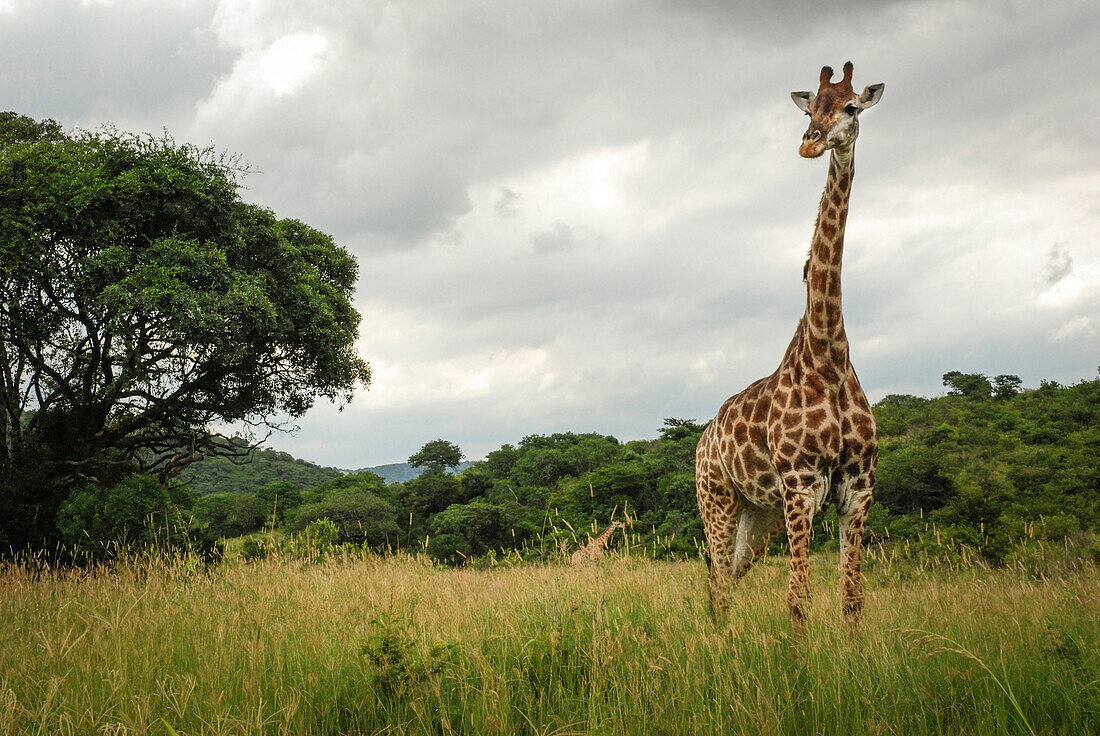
256;481;302;524
190;493;266;539
56;473;190;559
290;492;402;549
427;499;538;563
298;518;339;551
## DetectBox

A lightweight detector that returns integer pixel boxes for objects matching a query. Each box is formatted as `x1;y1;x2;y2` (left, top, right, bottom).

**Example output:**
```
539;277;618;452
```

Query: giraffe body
571;520;624;566
696;62;883;631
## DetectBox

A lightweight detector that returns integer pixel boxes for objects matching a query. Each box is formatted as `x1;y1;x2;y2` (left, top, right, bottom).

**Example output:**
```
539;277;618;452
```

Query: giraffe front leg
838;481;873;626
782;479;819;635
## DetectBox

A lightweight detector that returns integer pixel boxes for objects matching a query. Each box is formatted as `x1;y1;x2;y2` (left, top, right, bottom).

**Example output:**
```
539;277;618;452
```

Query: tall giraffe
695;62;883;632
571;520;625;566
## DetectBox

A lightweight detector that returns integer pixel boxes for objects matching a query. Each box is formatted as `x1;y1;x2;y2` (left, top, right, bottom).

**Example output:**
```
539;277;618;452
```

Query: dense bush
57;473;193;559
869;374;1100;562
190;493;267;539
290;491;402;548
256;481;303;523
427;499;538;562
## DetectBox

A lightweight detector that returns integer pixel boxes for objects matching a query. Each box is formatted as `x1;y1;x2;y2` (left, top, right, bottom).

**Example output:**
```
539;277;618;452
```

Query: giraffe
571;520;625;566
695;62;883;633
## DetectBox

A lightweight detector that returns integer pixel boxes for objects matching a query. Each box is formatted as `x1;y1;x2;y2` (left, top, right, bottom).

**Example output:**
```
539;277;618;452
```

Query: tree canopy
408;439;463;474
0;112;370;550
942;371;993;400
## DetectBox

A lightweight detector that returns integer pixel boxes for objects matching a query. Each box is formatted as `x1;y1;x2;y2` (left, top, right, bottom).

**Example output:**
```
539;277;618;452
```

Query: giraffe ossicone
696;62;883;633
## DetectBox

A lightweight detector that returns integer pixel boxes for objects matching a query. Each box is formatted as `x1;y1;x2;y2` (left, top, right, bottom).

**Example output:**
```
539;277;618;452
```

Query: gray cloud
530;222;605;255
493;188;520;219
0;0;231;128
1043;244;1073;286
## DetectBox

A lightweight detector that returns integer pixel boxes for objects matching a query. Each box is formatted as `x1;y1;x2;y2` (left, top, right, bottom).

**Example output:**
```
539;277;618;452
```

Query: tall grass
1;547;1097;735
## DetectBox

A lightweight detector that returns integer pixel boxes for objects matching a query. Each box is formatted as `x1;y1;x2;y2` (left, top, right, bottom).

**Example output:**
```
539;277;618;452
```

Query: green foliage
255;481;302;523
993;374;1023;399
351;460;473;483
190;492;267;540
942;371;993;399
427;499;537;562
0;111;369;552
180;446;342;496
658;417;708;442
401;469;462;516
875;444;956;514
290;491;402;548
360;616;462;700
872;374;1100;563
0;111;64;148
304;471;389;504
238;536;273;561
37;373;1099;569
408;439;463;473
56;473;191;559
299;518;339;551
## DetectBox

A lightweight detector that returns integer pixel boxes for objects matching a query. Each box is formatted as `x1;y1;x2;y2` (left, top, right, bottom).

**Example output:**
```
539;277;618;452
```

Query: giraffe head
611;520;625;530
791;62;884;159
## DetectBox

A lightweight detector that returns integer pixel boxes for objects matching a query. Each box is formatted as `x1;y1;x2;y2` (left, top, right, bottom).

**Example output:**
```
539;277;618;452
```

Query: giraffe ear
791;91;814;113
858;83;884;109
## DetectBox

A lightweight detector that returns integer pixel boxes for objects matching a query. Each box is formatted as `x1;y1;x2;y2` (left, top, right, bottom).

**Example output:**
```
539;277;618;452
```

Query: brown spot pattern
695;99;879;632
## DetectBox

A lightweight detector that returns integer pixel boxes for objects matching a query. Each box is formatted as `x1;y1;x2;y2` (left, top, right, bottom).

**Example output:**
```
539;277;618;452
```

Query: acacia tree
942;371;992;400
0;113;371;549
408;439;463;474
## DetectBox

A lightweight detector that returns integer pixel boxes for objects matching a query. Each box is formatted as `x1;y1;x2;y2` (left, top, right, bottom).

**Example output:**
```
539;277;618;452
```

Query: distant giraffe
571;520;625;566
696;62;884;633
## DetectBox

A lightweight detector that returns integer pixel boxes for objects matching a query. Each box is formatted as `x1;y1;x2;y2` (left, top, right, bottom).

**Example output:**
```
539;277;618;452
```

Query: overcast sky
3;0;1098;468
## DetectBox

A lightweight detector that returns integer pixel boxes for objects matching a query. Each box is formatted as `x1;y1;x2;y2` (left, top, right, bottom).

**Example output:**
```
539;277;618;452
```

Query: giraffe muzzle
799;130;827;158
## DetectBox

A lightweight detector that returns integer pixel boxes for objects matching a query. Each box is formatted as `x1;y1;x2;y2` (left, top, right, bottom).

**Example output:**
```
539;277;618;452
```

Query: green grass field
1;549;1097;735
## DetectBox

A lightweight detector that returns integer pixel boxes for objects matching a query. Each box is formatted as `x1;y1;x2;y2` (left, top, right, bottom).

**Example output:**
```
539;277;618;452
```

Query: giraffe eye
844;104;858;115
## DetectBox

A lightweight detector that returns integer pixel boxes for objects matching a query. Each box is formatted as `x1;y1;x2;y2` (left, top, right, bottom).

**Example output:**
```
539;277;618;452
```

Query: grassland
1;549;1097;736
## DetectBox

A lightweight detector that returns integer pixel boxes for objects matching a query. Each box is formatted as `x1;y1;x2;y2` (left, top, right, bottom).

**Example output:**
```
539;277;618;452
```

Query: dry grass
1;549;1097;735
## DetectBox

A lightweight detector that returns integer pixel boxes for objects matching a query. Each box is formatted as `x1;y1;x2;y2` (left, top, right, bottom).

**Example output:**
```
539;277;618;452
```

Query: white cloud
364;348;552;409
1051;316;1099;342
257;32;327;95
196;30;328;118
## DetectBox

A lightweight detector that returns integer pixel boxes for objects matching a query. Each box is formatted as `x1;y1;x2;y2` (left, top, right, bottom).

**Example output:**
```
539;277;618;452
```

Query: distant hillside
181;446;345;496
353;461;475;484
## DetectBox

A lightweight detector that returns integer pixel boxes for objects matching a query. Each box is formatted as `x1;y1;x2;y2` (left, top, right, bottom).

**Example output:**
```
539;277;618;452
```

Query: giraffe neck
591;524;617;549
801;147;854;380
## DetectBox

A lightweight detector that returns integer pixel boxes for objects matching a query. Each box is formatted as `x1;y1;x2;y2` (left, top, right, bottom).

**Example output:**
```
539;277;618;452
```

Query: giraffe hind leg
838;483;874;625
697;475;743;619
782;480;821;635
731;505;783;581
